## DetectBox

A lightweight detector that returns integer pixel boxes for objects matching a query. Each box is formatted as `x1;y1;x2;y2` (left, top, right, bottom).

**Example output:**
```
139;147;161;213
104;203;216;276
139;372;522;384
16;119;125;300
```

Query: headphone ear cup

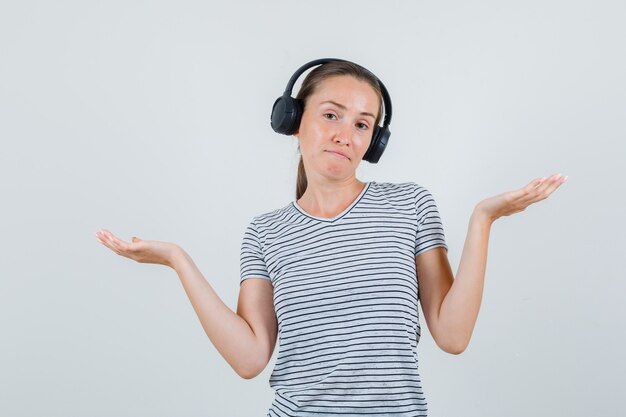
362;126;390;164
271;96;304;135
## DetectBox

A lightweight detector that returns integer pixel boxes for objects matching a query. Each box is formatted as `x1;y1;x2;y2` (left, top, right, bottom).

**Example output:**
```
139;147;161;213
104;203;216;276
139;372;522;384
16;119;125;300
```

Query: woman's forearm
170;247;262;379
438;208;493;352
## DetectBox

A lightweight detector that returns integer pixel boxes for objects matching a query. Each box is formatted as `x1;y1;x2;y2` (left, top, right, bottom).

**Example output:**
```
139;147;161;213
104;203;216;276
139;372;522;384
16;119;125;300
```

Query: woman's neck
297;177;366;218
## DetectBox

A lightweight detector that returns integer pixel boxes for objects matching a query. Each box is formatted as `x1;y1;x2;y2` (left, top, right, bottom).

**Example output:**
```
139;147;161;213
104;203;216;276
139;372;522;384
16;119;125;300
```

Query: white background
1;1;624;416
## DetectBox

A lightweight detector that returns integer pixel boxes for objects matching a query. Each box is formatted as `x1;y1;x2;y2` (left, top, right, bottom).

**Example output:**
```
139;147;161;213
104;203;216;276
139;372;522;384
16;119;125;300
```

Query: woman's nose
333;122;352;144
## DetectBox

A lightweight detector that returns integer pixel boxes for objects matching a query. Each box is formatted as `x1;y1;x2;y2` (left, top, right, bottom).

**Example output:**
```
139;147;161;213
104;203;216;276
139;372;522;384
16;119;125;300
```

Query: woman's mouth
325;150;350;160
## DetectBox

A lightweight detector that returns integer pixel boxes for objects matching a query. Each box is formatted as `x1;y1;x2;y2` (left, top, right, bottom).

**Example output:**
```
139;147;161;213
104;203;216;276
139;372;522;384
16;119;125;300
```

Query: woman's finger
100;230;116;248
96;237;108;249
97;230;127;256
111;234;133;256
530;177;546;189
109;235;123;252
103;230;121;246
537;173;566;193
527;174;567;204
95;231;110;247
508;178;545;206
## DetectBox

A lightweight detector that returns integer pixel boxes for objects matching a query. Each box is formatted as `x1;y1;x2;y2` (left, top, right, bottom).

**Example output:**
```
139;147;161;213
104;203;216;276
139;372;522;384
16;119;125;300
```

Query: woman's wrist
472;204;496;227
168;244;188;270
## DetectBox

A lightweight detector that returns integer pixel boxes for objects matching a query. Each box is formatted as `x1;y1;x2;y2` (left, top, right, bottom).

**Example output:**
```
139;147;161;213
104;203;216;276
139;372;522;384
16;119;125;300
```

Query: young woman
96;59;566;416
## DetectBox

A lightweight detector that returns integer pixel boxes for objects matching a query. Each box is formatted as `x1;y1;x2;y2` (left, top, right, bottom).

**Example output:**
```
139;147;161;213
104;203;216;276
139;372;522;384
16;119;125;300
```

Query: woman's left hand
475;173;567;223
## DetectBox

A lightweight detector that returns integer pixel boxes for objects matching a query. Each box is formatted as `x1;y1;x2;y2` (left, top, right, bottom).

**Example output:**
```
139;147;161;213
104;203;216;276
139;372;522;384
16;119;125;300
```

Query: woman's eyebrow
320;100;376;120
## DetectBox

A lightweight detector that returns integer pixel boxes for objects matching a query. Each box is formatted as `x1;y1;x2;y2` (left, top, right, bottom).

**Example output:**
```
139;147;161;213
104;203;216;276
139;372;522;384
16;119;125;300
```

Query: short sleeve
239;218;271;285
413;184;448;256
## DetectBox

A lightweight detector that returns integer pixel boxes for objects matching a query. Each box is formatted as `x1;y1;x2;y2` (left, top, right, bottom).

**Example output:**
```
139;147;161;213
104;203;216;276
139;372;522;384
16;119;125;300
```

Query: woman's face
295;75;380;181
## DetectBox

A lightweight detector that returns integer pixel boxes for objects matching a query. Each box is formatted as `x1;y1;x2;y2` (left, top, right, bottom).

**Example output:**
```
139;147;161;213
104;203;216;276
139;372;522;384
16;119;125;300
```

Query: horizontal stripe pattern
240;181;447;416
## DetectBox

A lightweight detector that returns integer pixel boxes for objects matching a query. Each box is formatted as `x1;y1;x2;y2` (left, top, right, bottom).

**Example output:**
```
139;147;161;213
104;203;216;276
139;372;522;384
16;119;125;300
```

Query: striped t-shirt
239;181;448;417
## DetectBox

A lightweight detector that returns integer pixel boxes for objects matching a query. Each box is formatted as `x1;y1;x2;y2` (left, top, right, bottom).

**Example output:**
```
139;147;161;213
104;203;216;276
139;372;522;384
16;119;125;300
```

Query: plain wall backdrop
1;1;624;416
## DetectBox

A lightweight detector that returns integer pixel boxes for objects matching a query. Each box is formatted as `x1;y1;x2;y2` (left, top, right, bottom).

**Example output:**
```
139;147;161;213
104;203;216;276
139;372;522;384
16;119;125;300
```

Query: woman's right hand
95;229;180;268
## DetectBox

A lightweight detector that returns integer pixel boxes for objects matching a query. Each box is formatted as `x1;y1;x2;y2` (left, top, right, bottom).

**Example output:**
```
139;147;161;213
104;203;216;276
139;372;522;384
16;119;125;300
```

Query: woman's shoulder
246;201;296;227
370;181;440;207
371;180;429;194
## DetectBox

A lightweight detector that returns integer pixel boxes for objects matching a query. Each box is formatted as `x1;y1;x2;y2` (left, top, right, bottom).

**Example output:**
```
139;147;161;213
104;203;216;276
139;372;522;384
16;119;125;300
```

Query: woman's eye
357;123;369;130
323;113;337;120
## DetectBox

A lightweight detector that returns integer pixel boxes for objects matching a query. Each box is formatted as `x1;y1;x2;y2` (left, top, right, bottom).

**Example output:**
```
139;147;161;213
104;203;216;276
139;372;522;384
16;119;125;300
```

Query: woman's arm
171;249;270;379
417;174;567;354
416;211;491;354
95;230;266;379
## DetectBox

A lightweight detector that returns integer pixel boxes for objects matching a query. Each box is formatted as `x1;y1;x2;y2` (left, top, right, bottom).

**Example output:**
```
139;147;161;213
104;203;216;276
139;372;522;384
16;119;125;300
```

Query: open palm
95;229;179;268
477;173;567;222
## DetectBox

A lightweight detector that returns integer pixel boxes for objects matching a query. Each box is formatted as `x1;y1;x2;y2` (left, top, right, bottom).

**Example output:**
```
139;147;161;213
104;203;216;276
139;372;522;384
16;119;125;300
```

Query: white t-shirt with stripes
240;181;448;417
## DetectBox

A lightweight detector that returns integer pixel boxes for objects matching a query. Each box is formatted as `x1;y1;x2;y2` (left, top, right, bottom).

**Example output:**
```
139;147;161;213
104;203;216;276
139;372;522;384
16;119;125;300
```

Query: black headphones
270;58;392;164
